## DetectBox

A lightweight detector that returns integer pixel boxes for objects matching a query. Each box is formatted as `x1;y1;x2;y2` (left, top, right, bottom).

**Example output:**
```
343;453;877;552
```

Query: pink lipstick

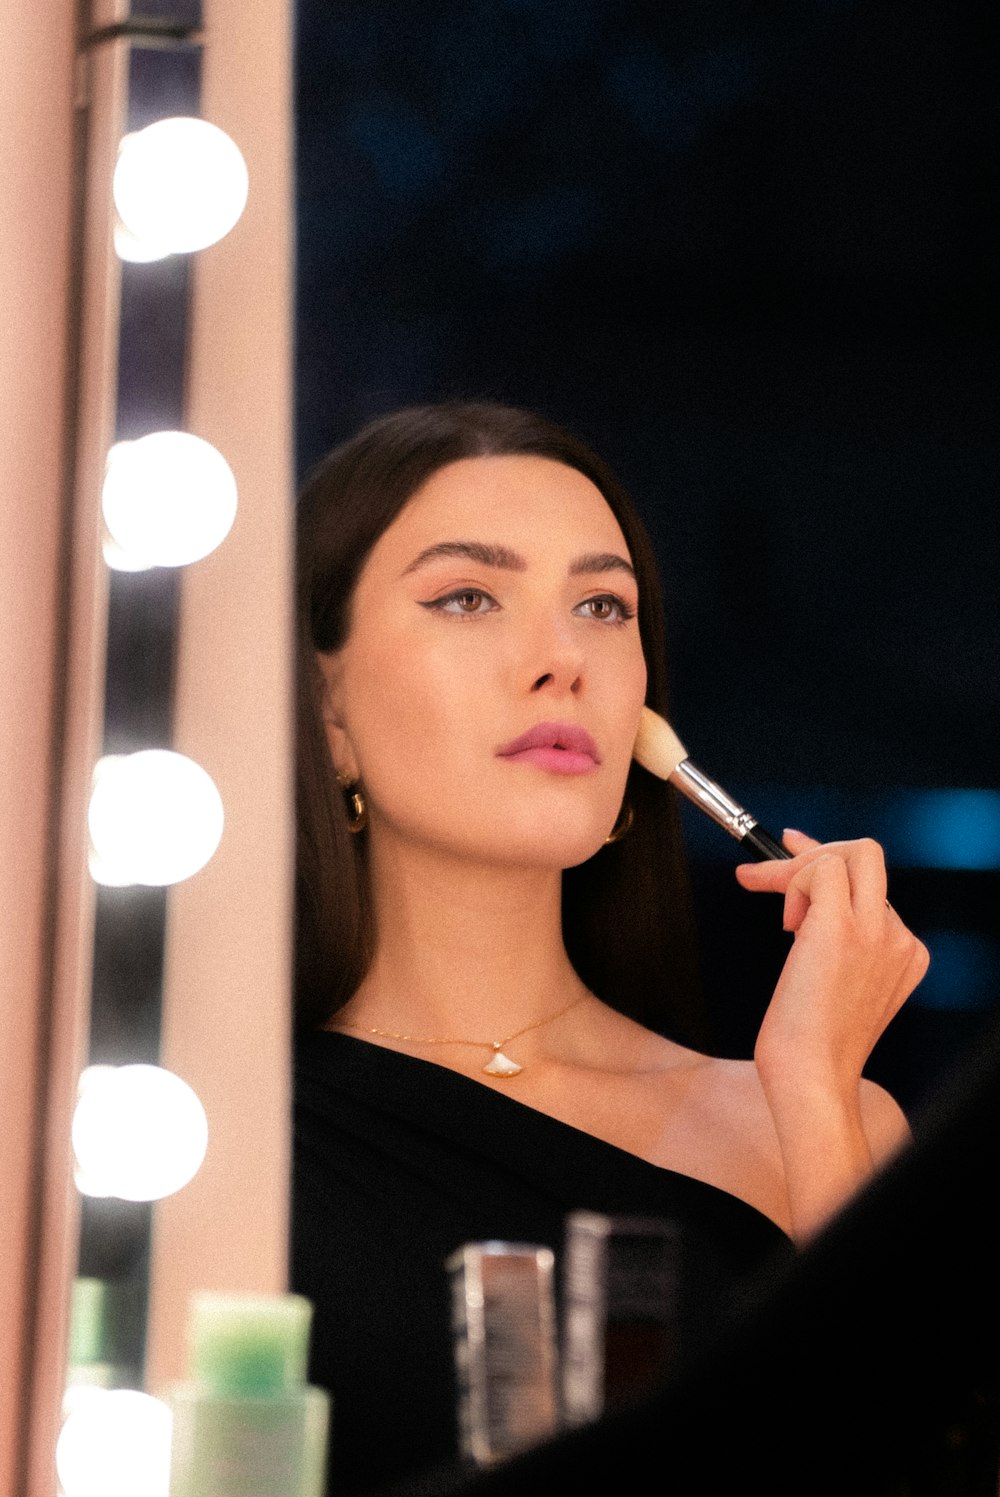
496;721;601;775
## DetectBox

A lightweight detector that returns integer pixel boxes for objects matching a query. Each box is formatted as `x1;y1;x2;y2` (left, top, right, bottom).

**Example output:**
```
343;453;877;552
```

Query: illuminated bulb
56;1388;172;1497
112;220;172;263
88;750;224;887
102;433;238;568
62;1383;111;1422
101;530;153;572
113;116;248;260
72;1064;208;1202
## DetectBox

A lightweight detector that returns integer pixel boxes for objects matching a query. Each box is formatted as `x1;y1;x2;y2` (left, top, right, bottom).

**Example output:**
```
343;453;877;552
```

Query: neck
345;831;584;1040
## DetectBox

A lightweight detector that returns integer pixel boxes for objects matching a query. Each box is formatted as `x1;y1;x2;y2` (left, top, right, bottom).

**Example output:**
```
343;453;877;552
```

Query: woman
291;400;928;1495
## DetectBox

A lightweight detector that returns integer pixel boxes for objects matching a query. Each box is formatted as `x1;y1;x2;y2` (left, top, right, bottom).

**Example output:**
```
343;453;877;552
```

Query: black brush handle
739;824;792;861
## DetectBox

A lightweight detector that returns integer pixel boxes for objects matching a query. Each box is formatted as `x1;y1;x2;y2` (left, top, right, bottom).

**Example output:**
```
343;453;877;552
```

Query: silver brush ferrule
670;760;757;842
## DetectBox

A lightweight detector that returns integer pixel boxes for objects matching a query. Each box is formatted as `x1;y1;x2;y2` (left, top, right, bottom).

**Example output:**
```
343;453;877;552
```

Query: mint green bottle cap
68;1277;106;1367
188;1291;313;1396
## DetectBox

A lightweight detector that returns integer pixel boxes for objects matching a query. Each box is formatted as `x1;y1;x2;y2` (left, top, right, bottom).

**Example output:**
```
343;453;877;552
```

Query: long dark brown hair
295;400;710;1048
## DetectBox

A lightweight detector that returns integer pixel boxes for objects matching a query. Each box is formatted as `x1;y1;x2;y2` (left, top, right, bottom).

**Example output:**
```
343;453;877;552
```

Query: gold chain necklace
343;993;588;1079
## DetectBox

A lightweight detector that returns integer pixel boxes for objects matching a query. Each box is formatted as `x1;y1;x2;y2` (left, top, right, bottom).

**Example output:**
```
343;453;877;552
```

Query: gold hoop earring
337;775;367;833
604;803;634;845
346;788;367;834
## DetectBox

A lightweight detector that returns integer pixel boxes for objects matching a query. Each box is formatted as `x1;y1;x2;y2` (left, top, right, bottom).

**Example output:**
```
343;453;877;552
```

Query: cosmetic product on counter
448;1241;561;1467
166;1290;330;1497
561;1210;682;1426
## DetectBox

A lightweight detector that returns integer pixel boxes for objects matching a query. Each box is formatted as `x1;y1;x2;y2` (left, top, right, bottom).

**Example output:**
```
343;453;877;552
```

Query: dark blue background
294;0;999;1114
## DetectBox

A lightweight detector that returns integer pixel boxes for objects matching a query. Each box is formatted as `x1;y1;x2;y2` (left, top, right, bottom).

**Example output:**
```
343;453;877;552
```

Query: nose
522;613;584;697
531;666;581;694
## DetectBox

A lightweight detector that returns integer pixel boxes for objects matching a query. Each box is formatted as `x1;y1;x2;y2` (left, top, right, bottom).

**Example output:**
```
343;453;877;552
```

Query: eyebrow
401;541;525;575
569;551;636;580
401;540;636;581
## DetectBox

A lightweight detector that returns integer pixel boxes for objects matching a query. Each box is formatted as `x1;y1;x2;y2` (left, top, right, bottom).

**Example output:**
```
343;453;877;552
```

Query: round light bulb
57;1389;172;1497
88;750;224;887
72;1064;209;1202
113;117;248;259
101;530;154;572
113;219;173;264
102;433;238;568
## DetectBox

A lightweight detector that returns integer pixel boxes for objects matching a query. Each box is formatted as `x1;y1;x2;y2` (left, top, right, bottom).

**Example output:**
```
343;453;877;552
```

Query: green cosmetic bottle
167;1291;331;1497
64;1277;118;1397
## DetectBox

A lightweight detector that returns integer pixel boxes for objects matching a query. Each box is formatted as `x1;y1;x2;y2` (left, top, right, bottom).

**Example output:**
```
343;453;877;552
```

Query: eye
419;588;500;617
574;593;637;625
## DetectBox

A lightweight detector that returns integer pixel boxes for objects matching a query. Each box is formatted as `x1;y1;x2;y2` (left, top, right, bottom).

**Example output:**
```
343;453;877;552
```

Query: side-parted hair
295;400;710;1048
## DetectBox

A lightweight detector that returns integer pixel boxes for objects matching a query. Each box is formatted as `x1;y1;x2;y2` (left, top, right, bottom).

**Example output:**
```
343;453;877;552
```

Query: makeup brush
633;707;792;862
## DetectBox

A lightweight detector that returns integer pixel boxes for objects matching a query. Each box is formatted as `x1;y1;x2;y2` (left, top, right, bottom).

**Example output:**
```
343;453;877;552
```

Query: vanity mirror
10;4;997;1494
287;10;999;1490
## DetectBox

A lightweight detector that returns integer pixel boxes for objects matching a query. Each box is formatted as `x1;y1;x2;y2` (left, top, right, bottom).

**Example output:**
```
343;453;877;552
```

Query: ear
315;650;360;784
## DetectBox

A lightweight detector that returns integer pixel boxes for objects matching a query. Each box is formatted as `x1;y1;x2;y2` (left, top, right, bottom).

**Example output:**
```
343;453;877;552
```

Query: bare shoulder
685;1050;776;1123
678;1060;913;1226
696;1054;913;1160
649;1050;793;1228
859;1075;913;1166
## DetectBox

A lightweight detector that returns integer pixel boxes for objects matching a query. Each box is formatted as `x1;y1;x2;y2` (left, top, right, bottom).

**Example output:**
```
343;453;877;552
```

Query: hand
734;829;930;1097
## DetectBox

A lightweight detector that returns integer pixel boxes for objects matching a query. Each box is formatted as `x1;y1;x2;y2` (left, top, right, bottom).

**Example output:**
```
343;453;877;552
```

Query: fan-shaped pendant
483;1050;522;1077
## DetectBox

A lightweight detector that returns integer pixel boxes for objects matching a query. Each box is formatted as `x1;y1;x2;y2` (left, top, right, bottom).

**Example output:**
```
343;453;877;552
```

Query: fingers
736;831;890;926
734;827;819;887
782;827;821;854
780;848;852;934
778;828;824;928
735;832;930;1006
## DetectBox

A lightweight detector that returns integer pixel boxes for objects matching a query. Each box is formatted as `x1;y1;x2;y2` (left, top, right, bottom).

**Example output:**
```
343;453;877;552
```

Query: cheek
344;635;486;782
608;648;648;745
630;651;648;704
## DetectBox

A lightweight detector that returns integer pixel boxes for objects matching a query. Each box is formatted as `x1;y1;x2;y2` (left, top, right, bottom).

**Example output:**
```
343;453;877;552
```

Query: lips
496;721;601;773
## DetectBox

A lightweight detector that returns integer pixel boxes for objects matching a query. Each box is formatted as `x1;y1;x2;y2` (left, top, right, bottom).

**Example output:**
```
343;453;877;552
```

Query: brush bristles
632;706;688;780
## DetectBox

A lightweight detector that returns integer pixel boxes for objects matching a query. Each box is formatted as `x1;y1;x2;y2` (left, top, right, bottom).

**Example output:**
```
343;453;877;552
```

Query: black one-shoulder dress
291;1030;794;1497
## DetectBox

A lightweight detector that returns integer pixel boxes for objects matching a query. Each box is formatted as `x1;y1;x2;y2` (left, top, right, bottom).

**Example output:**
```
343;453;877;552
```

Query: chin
381;794;617;870
483;813;610;872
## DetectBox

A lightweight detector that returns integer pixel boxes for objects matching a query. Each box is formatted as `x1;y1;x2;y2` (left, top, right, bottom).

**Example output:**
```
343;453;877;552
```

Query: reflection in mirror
294;0;1000;1105
288;5;1000;1493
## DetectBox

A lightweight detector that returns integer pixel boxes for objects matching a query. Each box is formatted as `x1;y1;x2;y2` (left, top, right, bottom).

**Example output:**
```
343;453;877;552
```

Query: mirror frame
2;2;294;1490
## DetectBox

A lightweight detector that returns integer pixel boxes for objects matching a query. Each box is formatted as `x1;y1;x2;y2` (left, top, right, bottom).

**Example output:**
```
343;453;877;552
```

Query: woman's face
318;454;648;870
